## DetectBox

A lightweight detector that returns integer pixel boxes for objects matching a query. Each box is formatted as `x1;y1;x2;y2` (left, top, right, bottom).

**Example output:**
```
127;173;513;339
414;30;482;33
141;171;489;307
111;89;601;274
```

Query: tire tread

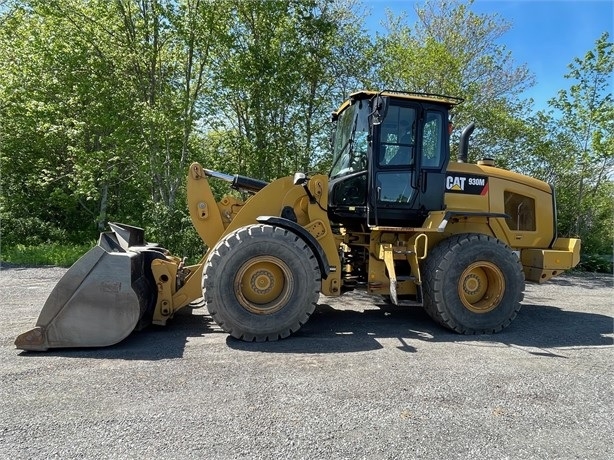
422;233;525;334
203;224;320;342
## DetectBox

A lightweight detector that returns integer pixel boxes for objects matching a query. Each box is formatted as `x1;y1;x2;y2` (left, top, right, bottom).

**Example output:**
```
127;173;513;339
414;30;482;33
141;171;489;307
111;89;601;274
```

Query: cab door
369;104;449;227
415;108;448;213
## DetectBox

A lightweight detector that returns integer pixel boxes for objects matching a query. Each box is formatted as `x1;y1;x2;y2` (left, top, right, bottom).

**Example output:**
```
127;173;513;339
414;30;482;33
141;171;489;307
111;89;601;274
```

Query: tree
0;1;138;242
208;0;369;180
505;33;613;258
0;0;372;256
0;0;230;255
367;0;534;160
547;33;613;255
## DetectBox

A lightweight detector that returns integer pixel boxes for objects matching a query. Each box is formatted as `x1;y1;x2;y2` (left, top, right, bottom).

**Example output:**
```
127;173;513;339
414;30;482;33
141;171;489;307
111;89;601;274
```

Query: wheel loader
15;90;581;351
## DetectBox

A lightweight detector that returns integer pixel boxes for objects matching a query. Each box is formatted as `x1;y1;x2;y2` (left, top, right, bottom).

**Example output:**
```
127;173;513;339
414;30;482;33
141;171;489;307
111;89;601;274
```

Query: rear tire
422;233;524;334
203;224;321;341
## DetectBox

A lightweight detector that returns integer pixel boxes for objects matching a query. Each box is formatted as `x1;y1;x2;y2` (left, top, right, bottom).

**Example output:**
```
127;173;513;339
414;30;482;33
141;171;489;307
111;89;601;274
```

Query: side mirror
293;172;316;204
371;95;389;125
293;172;308;186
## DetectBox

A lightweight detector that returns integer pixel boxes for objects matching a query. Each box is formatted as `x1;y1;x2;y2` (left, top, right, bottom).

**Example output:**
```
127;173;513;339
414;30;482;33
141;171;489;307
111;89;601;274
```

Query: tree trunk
98;182;109;232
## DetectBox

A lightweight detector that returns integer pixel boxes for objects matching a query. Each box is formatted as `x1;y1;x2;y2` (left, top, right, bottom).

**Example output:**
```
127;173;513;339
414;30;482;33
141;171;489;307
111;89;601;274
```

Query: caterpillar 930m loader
15;90;581;351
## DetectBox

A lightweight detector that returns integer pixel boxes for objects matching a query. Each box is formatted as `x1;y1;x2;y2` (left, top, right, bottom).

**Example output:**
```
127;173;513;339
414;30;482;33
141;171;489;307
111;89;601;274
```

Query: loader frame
15;90;581;350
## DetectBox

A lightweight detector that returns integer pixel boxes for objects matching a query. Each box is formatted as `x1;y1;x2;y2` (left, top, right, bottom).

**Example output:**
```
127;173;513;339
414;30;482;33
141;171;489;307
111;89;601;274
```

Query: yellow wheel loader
15;91;581;351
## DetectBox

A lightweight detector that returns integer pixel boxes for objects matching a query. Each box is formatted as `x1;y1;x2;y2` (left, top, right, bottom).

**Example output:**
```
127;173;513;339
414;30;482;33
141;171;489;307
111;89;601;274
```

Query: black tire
422;233;525;334
203;224;321;341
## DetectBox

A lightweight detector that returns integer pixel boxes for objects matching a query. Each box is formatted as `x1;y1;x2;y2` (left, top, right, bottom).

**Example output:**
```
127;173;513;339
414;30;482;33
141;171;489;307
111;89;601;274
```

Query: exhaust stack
457;122;475;163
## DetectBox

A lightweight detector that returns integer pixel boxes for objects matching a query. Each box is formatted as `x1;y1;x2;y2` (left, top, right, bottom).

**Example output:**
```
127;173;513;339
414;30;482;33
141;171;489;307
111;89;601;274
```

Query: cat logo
445;174;488;195
446;176;466;191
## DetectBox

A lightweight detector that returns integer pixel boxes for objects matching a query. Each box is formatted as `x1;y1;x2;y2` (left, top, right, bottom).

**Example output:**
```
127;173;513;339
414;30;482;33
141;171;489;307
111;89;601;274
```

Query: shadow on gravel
19;289;612;359
17;308;220;361
24;300;612;359
226;303;429;354
226;300;613;355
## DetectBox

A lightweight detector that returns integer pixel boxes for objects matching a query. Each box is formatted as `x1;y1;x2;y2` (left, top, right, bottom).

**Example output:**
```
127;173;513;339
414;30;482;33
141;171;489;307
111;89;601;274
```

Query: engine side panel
444;162;556;249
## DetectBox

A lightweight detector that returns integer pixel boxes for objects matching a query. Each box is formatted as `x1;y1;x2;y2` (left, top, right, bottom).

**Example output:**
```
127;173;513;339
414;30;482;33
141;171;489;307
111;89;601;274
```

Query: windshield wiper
330;138;353;178
330;108;362;179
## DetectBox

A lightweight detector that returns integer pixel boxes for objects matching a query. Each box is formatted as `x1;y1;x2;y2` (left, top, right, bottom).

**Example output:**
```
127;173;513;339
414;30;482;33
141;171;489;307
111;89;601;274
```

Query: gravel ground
0;265;612;459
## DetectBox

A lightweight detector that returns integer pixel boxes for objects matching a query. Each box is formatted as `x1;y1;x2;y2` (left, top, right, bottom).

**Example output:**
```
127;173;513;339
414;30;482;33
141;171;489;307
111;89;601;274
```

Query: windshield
330;100;369;179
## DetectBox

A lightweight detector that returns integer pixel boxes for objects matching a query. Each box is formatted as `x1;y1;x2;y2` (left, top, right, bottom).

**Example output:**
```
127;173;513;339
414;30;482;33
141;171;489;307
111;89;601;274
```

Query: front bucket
15;224;164;351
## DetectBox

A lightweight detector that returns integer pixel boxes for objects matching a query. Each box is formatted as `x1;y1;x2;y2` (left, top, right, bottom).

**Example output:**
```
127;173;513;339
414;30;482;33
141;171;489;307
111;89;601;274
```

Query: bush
579;253;613;274
1;215;69;246
144;202;206;264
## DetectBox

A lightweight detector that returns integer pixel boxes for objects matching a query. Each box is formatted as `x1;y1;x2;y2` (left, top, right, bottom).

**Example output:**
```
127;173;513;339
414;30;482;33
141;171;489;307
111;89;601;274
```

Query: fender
257;216;330;280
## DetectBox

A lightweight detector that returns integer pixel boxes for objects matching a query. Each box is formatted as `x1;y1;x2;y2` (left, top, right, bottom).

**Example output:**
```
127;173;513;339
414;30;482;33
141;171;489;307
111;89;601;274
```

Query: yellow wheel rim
458;261;505;313
235;256;293;315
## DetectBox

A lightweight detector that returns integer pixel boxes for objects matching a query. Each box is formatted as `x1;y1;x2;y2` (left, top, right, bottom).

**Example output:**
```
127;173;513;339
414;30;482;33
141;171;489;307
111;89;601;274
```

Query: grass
1;242;95;267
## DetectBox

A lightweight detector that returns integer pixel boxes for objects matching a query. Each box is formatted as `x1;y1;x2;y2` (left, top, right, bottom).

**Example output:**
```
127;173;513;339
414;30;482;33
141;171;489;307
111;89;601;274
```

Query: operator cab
328;90;461;228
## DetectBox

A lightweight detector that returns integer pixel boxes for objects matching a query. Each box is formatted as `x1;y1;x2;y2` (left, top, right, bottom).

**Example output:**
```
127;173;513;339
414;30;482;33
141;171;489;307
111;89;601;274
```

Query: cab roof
332;90;463;119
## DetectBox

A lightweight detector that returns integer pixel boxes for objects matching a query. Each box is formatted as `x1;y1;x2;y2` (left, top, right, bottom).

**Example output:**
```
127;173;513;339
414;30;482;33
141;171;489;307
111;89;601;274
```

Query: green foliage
1;215;68;246
1;242;94;267
368;0;534;161
547;32;614;253
212;0;361;180
0;0;611;270
1;0;362;249
579;253;613;274
507;33;614;257
144;201;205;265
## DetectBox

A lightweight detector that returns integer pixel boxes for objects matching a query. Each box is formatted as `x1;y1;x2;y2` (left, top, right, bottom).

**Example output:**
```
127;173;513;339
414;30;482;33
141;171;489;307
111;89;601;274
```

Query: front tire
422;233;525;334
203;224;321;341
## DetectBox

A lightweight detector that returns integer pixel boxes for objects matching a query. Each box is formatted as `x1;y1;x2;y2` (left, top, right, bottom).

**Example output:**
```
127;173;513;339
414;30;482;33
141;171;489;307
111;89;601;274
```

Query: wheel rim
458;261;505;313
235;255;293;315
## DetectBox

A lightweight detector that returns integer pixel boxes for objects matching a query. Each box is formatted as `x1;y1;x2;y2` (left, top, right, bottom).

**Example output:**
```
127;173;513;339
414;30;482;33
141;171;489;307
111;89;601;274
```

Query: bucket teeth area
15;327;48;351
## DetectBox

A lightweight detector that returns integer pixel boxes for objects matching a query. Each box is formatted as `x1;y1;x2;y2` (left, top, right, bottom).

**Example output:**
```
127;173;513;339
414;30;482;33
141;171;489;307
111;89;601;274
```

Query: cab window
379;106;417;166
421;111;444;168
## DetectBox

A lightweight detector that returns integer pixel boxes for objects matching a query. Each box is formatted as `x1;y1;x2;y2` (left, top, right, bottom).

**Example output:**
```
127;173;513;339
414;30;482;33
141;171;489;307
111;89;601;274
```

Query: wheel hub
463;273;481;295
252;270;275;295
458;261;505;314
235;256;293;315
